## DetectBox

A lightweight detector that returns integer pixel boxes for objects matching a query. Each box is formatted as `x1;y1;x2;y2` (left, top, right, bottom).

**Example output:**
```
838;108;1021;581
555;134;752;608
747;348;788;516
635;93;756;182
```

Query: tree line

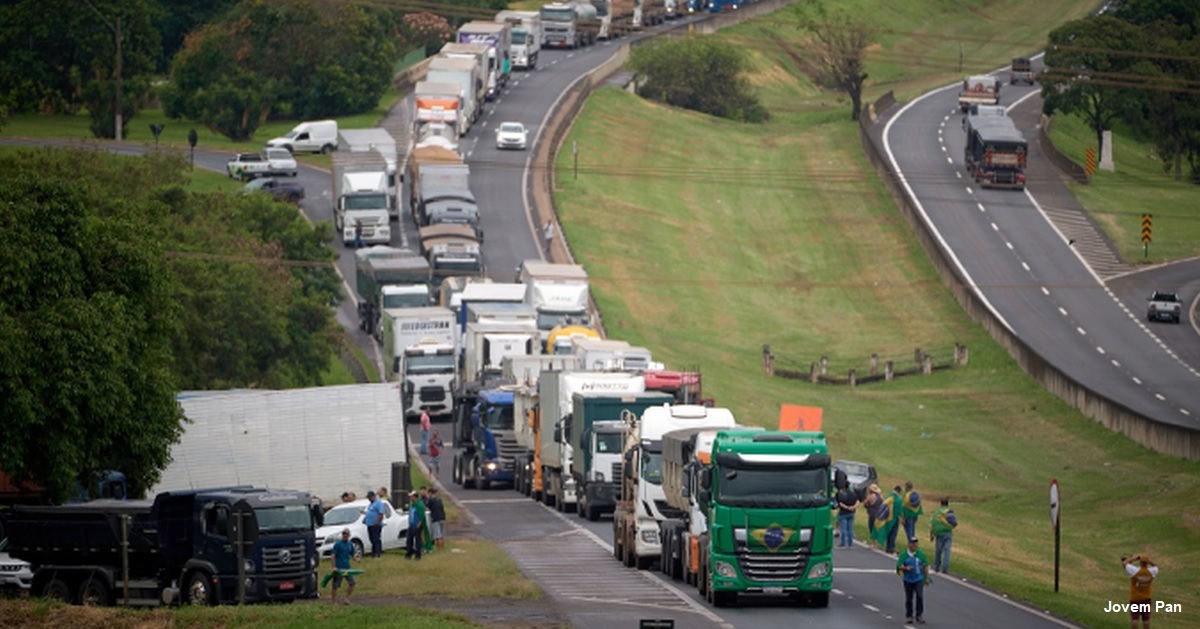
0;0;496;140
0;148;343;500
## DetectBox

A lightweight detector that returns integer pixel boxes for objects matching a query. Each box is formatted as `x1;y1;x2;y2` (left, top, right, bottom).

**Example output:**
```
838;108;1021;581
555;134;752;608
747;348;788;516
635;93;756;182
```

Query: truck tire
452;455;462;485
541;469;556;507
78;575;110;606
43;577;73;602
584;500;600;522
464;460;477;490
352;540;364;561
808;591;830;608
185;571;216;606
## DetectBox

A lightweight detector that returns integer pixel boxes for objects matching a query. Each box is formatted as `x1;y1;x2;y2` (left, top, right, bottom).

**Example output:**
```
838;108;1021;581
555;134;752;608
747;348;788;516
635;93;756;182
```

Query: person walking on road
902;481;924;543
363;490;387;558
353;219;365;250
329;528;359;605
427;429;442;476
542;220;555;257
897;536;931;624
1122;555;1158;629
419;409;431;455
930;497;958;573
836;480;860;548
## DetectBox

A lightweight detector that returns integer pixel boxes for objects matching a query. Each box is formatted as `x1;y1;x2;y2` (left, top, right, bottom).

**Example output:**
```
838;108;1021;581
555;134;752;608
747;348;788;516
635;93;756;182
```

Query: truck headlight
715;561;737;578
593;471;605;482
808;561;830;579
485;462;498;471
244;559;255;573
641;529;660;544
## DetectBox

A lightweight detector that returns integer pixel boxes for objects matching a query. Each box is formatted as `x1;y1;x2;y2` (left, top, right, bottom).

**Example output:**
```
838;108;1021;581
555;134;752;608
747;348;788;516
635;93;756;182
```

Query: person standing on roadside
427;429;443;476
542;220;555;256
896;536;931;624
930;497;958;573
836;480;860;548
377;486;390;504
901;481;924;542
406;490;427;560
363;490;386;558
885;484;904;553
329;528;359;606
864;484;883;549
1122;555;1158;629
426;488;447;552
419;409;432;455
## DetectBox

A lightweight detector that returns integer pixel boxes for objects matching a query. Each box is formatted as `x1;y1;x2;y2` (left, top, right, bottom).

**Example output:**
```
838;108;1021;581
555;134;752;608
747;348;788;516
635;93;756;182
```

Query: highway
879;70;1200;430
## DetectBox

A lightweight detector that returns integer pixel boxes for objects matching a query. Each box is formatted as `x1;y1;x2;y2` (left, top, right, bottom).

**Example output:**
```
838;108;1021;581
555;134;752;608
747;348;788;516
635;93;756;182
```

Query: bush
629;38;769;123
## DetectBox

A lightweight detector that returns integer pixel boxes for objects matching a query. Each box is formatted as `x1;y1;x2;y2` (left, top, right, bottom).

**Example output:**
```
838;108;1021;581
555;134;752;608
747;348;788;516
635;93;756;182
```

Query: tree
0;0;161;138
164;0;396;138
0;149;186;500
795;3;874;121
629;38;768;123
1041;16;1149;159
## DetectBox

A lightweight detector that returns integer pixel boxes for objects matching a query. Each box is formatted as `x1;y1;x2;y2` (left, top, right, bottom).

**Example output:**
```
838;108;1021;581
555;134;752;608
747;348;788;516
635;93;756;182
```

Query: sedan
243;177;306;204
315;498;408;559
495;122;529;150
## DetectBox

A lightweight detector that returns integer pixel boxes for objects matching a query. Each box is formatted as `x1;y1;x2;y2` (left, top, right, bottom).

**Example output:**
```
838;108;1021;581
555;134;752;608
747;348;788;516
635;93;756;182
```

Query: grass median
552;1;1200;627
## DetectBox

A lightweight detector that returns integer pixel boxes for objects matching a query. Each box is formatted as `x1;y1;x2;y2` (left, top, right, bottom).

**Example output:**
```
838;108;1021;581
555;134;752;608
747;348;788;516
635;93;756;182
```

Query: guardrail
860;94;1199;460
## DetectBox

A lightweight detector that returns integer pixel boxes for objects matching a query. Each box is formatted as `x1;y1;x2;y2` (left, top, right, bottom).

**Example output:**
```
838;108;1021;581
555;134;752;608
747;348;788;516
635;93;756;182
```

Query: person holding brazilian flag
872;484;904;553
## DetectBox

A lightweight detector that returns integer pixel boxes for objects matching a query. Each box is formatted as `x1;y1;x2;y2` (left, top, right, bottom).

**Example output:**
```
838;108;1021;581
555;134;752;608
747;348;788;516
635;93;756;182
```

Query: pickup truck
1147;290;1183;324
227;148;298;181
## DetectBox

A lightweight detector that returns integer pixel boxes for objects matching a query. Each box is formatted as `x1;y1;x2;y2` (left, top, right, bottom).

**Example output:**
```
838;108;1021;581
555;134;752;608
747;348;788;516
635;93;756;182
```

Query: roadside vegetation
553;1;1199;628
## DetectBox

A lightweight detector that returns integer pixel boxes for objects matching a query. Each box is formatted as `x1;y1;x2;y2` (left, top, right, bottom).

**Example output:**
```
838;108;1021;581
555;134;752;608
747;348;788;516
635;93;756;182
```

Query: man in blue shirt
896;536;931;624
330;528;358;605
363;491;387;558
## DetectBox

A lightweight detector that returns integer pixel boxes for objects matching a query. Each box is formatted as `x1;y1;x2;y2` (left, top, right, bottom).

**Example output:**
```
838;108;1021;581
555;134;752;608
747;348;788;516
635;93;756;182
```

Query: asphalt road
879;65;1200;430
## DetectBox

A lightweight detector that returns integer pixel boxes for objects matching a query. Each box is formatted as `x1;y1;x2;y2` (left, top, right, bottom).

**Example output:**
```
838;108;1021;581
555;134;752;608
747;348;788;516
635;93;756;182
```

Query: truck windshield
595;433;622;454
383;293;431;308
641;451;664;486
254;504;314;533
542;7;574;20
718;467;829;508
485;404;514;430
512;31;527;44
537;311;585;330
344;194;387;211
407;354;455;374
434;260;483;274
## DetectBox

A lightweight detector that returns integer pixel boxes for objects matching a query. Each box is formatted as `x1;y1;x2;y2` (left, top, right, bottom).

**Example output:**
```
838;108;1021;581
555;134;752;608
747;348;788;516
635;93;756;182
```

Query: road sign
1141;214;1152;244
1049;479;1059;531
1084;147;1096;176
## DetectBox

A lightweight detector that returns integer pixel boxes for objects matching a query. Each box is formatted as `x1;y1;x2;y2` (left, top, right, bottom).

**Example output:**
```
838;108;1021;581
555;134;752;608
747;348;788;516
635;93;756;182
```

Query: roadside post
1050;479;1060;593
149;124;164;148
188;129;198;171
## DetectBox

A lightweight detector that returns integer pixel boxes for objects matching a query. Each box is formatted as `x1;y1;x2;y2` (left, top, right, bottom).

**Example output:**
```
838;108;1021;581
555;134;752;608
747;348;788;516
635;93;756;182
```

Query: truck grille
612;462;623;482
419;386;446;402
737;549;806;582
496;435;523;465
262;542;307;576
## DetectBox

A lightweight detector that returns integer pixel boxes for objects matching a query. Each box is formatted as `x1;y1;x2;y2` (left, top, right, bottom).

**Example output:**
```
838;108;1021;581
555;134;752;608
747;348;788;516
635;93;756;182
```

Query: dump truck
332;152;393;245
496;10;542;70
958;74;1001;112
3;487;321;607
381;306;457;420
413;81;463;139
419;224;485;286
570;391;675;520
964;114;1027;189
658;429;838;607
541;2;599;49
355;246;433;336
613;405;736;571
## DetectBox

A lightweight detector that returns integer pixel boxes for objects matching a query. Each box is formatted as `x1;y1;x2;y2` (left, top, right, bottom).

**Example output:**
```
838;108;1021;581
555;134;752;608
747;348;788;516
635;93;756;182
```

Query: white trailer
160;385;409;506
518;260;591;346
426;57;483;136
496;11;542;70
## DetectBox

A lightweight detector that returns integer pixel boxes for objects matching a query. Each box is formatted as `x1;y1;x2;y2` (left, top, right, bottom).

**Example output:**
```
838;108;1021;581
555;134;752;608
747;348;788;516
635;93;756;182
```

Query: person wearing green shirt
896;536;931;624
901;481;924;542
929;498;958;573
884;484;904;553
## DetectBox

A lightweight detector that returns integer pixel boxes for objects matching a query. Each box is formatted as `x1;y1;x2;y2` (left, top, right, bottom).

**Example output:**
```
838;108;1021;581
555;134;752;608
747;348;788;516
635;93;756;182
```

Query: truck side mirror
552;425;562;443
699;468;712;490
697;489;711;511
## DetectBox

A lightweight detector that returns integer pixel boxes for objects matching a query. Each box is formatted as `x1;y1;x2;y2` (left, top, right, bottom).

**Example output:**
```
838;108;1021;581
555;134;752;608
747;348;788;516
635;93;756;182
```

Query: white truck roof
519;261;588;281
460;283;527;303
638;405;737;442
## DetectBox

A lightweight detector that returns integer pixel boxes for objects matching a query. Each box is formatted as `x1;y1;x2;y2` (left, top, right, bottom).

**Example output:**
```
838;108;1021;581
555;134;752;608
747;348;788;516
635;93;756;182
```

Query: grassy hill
552;1;1200;627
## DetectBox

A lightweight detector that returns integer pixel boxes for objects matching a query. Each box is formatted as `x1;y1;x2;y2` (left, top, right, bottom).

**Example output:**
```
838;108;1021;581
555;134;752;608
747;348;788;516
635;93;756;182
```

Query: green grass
1047;114;1200;263
552;3;1200;627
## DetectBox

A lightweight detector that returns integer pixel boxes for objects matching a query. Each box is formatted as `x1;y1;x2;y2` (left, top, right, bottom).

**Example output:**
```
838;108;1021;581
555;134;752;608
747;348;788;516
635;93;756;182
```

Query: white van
266;120;338;154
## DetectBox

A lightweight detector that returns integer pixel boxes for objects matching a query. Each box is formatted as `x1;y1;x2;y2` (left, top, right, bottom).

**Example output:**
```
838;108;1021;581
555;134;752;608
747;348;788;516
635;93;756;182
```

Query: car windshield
323;507;362;526
254;504;313;533
500;123;524;134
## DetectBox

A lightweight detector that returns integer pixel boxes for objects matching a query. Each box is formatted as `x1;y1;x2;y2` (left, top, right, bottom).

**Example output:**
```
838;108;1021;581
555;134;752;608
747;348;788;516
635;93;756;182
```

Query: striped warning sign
1141;214;1152;244
1085;147;1097;175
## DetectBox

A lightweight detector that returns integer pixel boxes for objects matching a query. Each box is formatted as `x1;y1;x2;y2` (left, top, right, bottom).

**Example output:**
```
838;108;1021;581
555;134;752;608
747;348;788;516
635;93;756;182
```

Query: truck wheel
712;589;736;607
585;501;600;522
43;578;73;602
808;591;830;608
452;456;462;485
463;460;477;490
185;571;216;606
78;575;110;606
352;540;364;561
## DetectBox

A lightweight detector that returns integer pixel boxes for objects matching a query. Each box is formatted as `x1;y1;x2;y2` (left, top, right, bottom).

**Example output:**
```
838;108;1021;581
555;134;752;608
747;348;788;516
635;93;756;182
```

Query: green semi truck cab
698;430;836;607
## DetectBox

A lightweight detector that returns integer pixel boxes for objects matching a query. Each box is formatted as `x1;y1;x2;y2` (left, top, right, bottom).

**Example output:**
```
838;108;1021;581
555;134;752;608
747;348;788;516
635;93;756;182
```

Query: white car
315;498;408;559
495;122;529;150
0;550;33;592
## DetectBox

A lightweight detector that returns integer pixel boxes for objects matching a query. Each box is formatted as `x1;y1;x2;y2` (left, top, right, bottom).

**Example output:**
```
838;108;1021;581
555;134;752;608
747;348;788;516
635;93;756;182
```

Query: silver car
495;122;529;150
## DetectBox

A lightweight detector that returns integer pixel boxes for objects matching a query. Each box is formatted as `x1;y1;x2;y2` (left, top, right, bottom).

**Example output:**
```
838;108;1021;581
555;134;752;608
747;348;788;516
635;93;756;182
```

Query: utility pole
81;1;123;141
